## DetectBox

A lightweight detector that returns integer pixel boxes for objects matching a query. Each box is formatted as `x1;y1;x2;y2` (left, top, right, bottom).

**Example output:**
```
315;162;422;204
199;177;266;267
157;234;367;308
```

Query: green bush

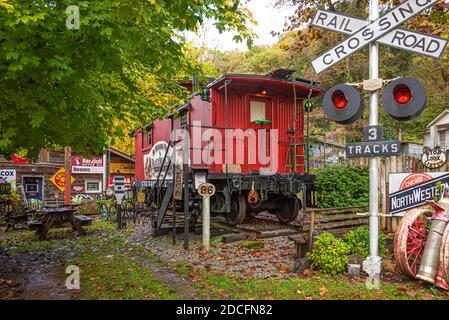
344;226;386;259
315;165;369;208
307;233;349;276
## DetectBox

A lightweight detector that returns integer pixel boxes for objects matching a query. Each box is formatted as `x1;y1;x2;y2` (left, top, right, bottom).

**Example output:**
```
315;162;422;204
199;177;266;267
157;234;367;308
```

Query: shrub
315;165;369;208
78;200;100;215
344;226;386;259
307;232;349;275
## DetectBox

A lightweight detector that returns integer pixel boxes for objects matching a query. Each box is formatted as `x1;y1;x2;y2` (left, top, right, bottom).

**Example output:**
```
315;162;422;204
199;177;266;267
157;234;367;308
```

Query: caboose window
250;100;266;122
180;112;188;126
147;129;153;146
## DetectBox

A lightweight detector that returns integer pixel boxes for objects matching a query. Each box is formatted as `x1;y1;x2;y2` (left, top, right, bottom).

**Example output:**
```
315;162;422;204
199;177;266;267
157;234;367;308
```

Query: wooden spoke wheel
394;208;432;278
225;194;246;226
275;197;300;225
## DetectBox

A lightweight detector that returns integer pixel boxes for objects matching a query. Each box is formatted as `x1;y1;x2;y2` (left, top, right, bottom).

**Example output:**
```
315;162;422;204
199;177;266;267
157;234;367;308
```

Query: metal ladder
286;127;306;173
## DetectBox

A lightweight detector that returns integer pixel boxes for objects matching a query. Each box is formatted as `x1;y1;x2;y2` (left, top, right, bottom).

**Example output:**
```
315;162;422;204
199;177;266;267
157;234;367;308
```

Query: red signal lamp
393;84;413;105
382;78;427;121
332;90;349;110
322;84;363;125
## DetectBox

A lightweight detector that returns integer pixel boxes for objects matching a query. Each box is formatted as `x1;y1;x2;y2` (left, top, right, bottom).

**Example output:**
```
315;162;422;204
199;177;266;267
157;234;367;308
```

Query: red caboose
134;70;323;230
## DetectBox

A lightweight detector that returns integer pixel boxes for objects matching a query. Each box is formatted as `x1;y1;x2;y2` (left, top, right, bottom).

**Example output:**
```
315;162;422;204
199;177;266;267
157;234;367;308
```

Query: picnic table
35;207;87;240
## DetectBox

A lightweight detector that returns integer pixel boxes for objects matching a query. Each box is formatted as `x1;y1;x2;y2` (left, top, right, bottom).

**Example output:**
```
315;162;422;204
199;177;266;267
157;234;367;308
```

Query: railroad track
208;206;369;242
147;205;369;241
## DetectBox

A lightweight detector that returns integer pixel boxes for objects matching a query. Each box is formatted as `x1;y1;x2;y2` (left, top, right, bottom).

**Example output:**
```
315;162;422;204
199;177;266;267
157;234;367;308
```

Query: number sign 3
364;125;382;142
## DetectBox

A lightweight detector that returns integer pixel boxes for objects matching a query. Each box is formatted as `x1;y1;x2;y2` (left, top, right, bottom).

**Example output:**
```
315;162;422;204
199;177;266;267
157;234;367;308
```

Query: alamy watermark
66;5;80;30
65;265;80;290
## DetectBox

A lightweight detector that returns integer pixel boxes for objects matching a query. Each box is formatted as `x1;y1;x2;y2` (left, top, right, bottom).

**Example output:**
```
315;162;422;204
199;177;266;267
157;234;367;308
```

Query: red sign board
71;157;104;174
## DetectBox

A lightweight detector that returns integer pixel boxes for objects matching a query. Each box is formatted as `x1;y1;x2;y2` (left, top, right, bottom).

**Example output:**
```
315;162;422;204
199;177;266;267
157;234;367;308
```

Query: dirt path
131;224;199;300
0;251;74;300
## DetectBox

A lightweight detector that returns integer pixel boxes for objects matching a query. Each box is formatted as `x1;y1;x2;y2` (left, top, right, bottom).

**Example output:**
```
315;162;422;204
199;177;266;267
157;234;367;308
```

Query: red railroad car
134;70;324;229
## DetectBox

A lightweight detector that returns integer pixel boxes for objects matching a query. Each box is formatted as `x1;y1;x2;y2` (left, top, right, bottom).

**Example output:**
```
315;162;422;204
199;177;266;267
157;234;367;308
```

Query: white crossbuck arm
311;0;440;74
312;9;448;60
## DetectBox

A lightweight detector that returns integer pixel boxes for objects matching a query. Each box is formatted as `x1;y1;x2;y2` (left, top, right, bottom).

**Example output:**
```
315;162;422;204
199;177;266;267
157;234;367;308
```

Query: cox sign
0;169;16;189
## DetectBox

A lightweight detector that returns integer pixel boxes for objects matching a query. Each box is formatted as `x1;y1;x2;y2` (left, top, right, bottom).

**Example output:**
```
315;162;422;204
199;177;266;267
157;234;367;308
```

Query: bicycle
96;199;117;222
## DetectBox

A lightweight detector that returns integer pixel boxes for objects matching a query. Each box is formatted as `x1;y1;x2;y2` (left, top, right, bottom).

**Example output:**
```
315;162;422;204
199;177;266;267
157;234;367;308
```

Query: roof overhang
207;74;324;98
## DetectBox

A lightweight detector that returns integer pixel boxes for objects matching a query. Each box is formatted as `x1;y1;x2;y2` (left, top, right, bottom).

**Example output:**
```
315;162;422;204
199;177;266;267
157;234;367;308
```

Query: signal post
311;0;448;284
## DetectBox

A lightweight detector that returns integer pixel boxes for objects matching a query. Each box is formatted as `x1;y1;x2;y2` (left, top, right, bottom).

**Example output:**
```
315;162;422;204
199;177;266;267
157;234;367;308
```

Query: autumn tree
0;0;255;159
274;0;449;143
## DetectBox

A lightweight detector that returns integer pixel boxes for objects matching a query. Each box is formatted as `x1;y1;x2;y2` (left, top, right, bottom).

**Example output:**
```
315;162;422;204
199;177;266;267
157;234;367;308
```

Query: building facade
0;147;134;203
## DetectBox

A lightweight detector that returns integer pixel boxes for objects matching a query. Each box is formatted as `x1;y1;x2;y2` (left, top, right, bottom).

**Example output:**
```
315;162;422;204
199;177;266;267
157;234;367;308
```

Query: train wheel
225;194;246;226
276;197;299;224
394;207;432;278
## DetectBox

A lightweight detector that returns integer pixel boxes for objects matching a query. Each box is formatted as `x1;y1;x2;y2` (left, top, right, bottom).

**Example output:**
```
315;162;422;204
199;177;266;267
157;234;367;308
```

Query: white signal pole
364;0;382;281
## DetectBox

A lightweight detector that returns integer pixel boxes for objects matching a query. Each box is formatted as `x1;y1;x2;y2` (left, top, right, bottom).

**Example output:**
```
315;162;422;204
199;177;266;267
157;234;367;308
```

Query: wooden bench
288;234;309;259
75;215;93;226
2;202;35;232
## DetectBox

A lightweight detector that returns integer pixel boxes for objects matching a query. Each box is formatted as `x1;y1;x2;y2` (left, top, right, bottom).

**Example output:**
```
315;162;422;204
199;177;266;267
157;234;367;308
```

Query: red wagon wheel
394;207;433;278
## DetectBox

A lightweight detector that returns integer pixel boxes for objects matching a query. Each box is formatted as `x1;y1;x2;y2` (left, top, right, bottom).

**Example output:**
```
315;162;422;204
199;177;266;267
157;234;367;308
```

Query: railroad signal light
393;84;413;105
323;84;363;125
382;78;427;121
332;90;349;109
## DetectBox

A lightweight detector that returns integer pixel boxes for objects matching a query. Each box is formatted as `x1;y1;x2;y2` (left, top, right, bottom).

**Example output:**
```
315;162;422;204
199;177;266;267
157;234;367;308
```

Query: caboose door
248;97;272;173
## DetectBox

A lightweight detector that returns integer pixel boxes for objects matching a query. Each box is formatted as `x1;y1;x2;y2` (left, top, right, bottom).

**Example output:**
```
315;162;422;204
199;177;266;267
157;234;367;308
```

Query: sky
185;0;295;52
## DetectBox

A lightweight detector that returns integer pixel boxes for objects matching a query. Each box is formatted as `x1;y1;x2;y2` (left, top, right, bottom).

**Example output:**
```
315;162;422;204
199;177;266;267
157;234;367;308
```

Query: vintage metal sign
0;169;16;189
312;9;448;60
389;172;449;215
311;0;440;73
0;183;11;195
346;140;401;158
50;167;75;192
110;162;134;174
71;156;104;174
421;147;447;169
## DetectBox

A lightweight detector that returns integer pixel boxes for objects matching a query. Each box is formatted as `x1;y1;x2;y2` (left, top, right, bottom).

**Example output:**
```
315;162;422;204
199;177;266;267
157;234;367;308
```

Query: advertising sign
389;172;449;215
50;167;75;192
71;157;104;174
144;141;184;181
0;169;16;189
110;162;134;174
0;183;11;195
421;147;447;169
108;176;133;187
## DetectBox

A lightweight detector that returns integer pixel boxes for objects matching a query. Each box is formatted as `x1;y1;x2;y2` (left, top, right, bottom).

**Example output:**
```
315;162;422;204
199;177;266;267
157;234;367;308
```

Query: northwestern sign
311;0;440;73
389;172;449;215
312;9;448;59
346;140;401;158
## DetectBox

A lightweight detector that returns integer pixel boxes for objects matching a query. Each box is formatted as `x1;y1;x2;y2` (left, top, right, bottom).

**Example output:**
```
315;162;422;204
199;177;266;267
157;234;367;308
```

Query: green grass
176;264;448;300
3;220;448;300
240;240;265;250
1;220;181;300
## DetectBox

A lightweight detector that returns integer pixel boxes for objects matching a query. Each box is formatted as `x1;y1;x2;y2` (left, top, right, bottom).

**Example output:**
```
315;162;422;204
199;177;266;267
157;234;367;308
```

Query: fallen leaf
305;296;313;300
319;287;328;297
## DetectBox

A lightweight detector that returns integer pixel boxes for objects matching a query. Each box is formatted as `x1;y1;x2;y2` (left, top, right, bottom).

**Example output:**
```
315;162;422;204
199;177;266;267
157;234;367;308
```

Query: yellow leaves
318;286;328;297
0;0;14;10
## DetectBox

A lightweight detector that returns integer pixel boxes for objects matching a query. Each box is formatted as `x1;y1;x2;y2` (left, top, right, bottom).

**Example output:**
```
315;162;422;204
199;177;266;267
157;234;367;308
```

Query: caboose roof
207;73;324;97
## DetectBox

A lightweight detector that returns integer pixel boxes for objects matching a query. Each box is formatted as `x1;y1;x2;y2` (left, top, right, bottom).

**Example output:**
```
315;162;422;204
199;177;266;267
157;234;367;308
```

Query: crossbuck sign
311;0;448;74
